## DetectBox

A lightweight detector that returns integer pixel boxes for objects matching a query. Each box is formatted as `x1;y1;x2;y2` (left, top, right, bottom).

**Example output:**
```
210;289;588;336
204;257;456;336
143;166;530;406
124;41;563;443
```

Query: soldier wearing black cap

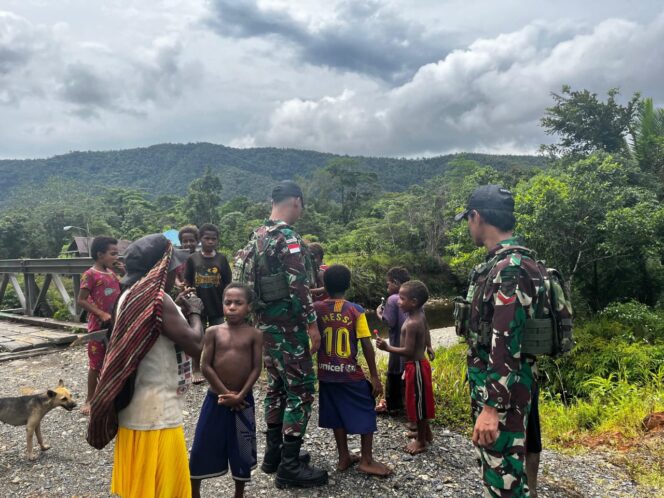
237;180;327;489
454;185;541;498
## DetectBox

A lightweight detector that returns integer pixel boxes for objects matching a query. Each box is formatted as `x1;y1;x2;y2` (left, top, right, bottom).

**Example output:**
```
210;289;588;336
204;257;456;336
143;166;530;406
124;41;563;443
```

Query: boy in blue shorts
189;283;263;498
314;264;392;477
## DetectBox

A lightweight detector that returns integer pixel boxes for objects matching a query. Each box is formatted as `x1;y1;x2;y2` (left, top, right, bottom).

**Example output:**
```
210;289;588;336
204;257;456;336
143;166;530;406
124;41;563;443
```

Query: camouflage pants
471;400;531;498
260;322;315;437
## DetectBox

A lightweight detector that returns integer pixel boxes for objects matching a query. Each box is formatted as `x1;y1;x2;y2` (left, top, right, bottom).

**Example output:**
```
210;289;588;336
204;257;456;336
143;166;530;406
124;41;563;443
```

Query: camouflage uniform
464;236;541;498
252;219;317;438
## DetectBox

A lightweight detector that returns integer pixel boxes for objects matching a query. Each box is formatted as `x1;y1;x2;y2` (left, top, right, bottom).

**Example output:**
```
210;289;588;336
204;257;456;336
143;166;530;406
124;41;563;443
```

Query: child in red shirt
77;236;122;416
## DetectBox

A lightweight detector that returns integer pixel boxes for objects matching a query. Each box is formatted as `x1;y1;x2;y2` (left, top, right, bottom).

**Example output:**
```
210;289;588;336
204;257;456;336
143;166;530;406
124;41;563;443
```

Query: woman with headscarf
87;234;204;498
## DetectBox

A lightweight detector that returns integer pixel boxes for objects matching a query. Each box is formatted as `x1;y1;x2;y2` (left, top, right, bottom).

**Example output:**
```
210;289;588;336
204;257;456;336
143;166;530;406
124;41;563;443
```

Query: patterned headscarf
87;242;172;449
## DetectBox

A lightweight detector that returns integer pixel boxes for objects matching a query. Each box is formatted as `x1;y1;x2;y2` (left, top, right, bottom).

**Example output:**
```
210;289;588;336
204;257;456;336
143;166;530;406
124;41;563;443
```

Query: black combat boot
261;426;311;474
275;438;328;489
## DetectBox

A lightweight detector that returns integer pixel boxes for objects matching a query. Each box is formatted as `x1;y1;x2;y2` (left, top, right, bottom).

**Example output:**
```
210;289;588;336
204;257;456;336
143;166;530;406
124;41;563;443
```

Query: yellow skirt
111;426;192;498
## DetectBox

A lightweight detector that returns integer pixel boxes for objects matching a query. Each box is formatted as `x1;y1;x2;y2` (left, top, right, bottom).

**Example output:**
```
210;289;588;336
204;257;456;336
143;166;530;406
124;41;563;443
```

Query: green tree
633;97;664;186
181;167;222;226
515;154;664;310
540;86;641;157
320;159;378;224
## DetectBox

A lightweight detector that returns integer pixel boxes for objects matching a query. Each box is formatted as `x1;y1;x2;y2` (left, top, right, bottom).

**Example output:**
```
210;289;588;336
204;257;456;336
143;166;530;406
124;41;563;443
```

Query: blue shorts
318;380;377;434
189;390;257;481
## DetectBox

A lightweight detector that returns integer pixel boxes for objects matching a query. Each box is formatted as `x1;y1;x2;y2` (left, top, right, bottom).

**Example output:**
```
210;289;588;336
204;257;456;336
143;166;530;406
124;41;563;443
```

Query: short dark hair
223;283;254;304
471;209;516;232
387;267;410;285
178;225;198;242
198;223;219;239
323;264;351;295
400;280;429;308
90;236;117;261
308;242;324;260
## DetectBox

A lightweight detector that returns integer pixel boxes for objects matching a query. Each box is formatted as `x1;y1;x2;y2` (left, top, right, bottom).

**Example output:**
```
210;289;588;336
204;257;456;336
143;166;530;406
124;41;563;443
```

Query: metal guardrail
0;257;94;318
0;258;93;274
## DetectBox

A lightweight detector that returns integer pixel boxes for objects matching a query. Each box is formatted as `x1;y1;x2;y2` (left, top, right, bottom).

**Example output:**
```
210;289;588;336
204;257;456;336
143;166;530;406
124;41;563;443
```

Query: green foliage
514;154;664;310
634;97;664;185
600;300;664;342
0;143;546;209
180;167;222;226
540;86;641;157
430;344;472;431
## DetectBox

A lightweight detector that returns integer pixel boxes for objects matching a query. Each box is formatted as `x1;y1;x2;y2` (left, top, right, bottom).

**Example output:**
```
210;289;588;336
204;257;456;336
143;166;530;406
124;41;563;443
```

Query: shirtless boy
376;280;435;455
189;283;263;498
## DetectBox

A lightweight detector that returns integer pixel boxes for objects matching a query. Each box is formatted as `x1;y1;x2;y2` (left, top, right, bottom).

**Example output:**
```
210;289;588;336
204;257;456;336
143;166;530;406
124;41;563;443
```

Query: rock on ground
0;347;647;497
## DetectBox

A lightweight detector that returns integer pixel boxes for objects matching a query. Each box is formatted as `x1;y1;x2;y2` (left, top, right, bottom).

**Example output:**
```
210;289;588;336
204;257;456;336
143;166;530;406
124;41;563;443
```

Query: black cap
121;234;190;287
271;180;304;207
454;185;514;222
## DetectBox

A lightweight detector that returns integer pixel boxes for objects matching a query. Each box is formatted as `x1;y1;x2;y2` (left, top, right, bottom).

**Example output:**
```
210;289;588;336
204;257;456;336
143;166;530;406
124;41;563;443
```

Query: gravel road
0;346;651;497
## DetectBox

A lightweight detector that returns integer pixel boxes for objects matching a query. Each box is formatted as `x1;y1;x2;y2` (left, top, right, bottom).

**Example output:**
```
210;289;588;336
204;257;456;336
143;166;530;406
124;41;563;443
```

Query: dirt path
0;347;649;497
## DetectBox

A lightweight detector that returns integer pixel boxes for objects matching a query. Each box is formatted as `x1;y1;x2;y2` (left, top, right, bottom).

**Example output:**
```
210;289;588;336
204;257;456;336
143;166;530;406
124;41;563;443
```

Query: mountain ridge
0;142;547;205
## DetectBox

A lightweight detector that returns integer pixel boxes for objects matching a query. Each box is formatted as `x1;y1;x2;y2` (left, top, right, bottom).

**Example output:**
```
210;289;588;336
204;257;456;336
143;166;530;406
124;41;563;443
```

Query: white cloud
2;0;664;158
243;14;664;156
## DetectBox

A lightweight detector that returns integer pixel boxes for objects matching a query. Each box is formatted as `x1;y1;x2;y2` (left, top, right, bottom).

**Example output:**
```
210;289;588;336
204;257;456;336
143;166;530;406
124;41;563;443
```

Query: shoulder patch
287;241;301;254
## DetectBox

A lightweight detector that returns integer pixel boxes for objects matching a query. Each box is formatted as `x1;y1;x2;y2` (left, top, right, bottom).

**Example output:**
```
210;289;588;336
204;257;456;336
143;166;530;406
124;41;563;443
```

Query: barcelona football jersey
314;299;371;382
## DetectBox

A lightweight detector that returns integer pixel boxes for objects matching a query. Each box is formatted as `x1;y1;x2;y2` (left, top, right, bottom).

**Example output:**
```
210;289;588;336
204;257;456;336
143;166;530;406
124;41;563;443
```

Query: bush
600;300;664;342
430;344;472;431
538;304;664;400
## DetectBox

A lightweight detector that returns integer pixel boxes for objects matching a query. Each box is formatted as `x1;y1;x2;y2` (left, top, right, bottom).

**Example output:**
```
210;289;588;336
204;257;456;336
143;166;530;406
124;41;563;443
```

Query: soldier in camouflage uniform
244;181;328;489
454;185;541;498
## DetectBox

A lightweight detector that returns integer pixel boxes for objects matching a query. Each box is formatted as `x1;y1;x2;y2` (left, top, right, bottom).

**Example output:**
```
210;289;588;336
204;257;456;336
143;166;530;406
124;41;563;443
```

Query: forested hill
0;142;545;204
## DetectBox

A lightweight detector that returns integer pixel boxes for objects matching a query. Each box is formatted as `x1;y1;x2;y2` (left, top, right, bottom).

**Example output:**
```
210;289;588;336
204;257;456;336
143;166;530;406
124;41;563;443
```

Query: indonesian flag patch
286;238;300;254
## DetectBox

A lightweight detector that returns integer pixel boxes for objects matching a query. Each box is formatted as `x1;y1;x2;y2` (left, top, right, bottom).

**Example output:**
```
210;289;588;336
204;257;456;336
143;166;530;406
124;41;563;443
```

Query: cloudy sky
2;0;663;159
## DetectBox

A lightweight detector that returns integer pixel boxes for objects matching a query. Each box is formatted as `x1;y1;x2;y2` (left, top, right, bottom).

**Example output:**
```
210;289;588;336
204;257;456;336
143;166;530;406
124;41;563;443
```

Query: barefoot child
77;236;121;416
315;264;392;477
189;283;262;498
376;280;435;455
185;223;232;384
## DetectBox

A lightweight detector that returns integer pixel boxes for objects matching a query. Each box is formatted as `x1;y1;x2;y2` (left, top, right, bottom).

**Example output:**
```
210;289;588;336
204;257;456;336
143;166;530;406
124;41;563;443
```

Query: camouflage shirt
466;236;540;411
254;219;317;326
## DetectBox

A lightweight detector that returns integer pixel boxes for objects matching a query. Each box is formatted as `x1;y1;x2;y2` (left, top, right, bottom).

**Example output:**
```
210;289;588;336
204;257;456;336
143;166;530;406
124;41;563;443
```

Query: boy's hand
218;392;248;411
98;311;112;323
370;376;384;398
427;345;436;361
376;304;384;320
307;322;321;354
375;337;388;351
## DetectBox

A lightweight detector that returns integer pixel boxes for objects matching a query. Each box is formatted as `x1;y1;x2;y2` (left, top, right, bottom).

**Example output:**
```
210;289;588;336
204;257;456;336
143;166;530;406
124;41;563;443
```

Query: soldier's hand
307;322;321;354
472;405;499;448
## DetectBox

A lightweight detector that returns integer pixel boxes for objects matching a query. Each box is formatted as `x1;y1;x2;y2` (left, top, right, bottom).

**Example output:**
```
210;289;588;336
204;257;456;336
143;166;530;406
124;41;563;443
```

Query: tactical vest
454;246;574;357
233;223;315;310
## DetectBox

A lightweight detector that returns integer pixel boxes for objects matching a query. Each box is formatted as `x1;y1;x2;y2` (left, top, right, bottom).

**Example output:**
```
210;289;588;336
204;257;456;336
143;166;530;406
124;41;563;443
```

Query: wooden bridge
0;258;91;357
0;257;90;318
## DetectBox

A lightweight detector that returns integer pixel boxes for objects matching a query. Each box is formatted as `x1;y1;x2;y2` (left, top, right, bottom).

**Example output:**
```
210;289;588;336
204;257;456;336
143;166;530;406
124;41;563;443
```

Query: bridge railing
0;258;94;318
